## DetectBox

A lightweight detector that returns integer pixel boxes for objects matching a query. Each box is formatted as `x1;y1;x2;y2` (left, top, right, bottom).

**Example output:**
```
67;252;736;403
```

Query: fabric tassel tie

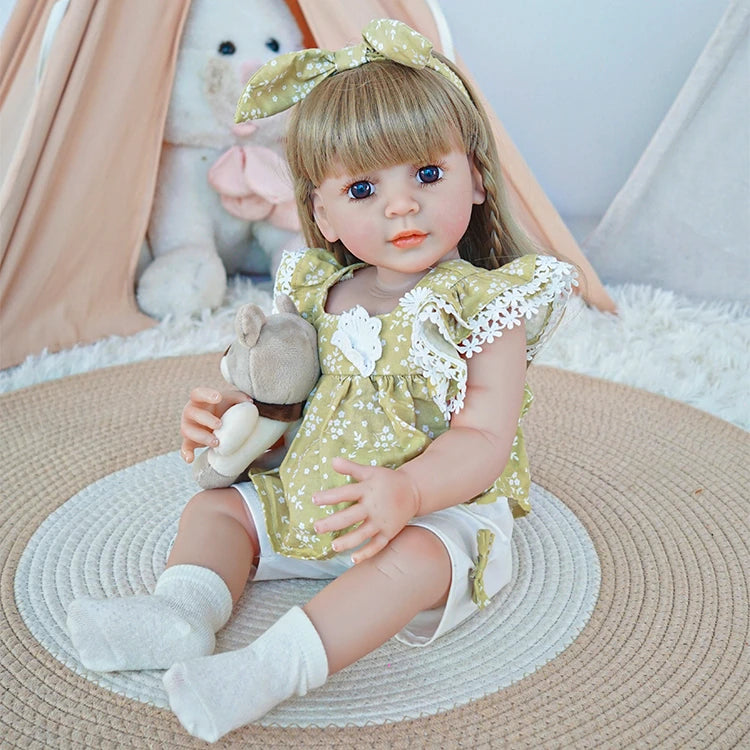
469;528;495;609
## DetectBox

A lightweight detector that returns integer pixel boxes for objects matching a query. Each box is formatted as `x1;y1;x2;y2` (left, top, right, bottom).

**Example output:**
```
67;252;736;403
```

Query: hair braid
460;137;537;270
475;144;504;269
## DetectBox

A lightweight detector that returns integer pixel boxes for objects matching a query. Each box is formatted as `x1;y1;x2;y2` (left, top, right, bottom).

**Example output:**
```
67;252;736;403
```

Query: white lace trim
330;305;383;377
406;256;577;419
272;248;307;307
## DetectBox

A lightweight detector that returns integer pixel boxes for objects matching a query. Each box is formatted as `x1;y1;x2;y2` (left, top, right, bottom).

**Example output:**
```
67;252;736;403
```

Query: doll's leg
304;525;451;671
67;488;257;671
167;486;259;601
163;527;450;741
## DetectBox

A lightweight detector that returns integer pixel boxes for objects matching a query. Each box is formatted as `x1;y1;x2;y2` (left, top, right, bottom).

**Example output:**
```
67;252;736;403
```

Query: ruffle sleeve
403;254;576;419
273;247;346;320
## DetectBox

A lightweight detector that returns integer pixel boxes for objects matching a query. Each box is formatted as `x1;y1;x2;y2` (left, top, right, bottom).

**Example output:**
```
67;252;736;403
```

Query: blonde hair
285;56;538;270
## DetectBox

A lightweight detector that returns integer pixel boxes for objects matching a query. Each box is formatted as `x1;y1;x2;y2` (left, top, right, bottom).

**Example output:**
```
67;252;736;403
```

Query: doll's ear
469;155;486;206
311;191;339;242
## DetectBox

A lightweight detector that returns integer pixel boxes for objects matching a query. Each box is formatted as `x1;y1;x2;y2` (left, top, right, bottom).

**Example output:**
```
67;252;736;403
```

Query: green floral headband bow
235;18;469;122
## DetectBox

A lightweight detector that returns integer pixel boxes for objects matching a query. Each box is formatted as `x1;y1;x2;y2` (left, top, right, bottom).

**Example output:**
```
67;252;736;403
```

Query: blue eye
266;38;280;52
417;165;443;184
347;181;375;199
217;41;236;55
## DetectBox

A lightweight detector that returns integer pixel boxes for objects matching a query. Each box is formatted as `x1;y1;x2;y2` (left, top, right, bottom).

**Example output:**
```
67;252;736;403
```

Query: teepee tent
0;0;191;370
0;0;614;370
584;0;749;304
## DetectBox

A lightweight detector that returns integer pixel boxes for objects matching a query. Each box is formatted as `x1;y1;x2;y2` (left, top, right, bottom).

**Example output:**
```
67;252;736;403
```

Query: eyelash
343;163;446;201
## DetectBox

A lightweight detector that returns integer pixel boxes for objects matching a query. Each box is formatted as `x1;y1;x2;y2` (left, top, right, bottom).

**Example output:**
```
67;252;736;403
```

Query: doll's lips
390;231;427;249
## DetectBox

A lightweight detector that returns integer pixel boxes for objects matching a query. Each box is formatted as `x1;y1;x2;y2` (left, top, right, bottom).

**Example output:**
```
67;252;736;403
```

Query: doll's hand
180;386;253;463
312;457;421;563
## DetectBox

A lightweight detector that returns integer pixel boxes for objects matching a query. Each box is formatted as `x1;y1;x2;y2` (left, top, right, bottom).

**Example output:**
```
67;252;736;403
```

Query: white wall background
439;0;732;240
0;0;12;37
1;0;732;242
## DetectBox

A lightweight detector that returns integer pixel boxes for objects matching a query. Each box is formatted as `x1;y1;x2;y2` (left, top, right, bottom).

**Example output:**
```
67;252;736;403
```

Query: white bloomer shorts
234;481;514;646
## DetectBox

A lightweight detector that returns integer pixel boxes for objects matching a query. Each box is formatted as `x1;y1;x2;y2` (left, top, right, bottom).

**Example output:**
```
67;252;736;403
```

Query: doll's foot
66;565;233;672
163;606;327;741
67;594;216;672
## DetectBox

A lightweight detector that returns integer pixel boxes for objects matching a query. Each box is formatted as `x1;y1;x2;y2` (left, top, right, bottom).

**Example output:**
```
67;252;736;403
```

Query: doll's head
236;19;536;269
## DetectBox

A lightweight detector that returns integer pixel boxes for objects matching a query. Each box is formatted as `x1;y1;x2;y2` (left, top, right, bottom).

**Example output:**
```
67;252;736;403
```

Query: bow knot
207;145;300;230
333;45;370;72
235;19;468;123
361;18;433;68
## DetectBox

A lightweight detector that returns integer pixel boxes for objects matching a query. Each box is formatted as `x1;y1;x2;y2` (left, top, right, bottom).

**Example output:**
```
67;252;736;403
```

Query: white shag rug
2;277;749;431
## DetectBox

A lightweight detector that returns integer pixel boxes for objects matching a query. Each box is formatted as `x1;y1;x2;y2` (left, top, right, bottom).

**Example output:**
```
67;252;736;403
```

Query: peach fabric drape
294;0;615;313
0;0;613;370
0;0;191;369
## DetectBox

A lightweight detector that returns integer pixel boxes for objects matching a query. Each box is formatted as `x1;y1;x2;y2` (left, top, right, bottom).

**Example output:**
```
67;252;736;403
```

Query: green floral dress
250;248;576;559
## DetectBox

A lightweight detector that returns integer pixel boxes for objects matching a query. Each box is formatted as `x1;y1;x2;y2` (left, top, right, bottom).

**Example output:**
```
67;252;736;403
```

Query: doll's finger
180;436;212;463
182;405;222;431
351;533;390;564
189;387;223;405
331;522;375;553
314;504;365;533
180;441;195;464
330;456;371;480
312;483;360;506
181;424;220;448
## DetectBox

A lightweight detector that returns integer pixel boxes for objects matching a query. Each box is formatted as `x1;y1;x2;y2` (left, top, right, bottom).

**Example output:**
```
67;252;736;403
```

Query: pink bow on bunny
208;145;301;231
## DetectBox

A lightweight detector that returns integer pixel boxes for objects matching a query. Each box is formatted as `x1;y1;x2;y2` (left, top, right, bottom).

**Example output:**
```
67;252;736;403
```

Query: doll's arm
399;320;528;513
313;321;527;562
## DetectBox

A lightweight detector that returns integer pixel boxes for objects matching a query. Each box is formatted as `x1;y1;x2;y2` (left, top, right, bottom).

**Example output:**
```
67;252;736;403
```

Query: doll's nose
384;192;419;218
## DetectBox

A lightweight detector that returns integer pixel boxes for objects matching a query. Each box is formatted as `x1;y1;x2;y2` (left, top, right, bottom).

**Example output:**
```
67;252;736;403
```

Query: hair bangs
293;61;476;185
285;54;534;269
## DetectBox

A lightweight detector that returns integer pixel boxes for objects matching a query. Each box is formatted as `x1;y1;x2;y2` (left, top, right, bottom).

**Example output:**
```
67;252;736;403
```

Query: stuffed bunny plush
137;0;304;319
192;295;320;489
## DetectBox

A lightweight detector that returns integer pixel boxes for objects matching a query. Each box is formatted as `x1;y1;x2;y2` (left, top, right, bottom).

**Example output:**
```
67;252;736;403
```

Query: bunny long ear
235;304;266;346
275;293;299;315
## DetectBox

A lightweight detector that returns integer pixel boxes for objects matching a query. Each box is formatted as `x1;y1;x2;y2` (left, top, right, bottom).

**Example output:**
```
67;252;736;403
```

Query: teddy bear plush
137;0;304;320
192;294;320;489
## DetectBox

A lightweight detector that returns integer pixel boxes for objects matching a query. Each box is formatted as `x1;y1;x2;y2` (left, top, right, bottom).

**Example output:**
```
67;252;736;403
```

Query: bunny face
165;0;303;149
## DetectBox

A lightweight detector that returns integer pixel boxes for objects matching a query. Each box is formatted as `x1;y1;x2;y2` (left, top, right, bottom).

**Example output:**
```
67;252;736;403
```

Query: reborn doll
68;19;576;742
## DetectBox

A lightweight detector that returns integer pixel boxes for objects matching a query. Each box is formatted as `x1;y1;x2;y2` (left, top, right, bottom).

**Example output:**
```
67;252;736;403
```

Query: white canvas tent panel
584;0;749;303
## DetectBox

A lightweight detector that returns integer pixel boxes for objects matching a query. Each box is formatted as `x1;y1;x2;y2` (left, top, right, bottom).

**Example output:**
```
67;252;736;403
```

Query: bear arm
208;416;289;478
213;401;259;455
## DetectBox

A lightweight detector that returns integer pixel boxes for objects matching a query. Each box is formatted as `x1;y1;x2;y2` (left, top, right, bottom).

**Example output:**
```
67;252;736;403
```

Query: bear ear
275;293;299;315
235;304;265;347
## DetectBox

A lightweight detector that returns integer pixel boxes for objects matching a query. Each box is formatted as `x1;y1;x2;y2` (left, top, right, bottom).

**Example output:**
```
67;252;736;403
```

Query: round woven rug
13;455;600;727
1;356;748;748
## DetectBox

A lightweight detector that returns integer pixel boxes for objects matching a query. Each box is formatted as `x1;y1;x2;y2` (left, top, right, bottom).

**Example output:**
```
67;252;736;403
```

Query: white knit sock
66;565;233;672
163;606;328;742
